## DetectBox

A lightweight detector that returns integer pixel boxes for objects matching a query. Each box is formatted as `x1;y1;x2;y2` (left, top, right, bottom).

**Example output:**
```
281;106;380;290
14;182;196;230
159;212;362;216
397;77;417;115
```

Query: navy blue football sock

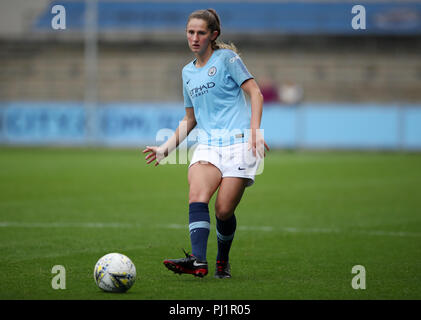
216;214;237;263
189;202;210;262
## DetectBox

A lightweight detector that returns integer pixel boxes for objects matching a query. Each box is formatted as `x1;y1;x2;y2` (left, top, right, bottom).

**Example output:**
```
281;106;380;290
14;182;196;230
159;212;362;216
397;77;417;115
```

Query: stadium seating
1;41;420;102
1;0;420;103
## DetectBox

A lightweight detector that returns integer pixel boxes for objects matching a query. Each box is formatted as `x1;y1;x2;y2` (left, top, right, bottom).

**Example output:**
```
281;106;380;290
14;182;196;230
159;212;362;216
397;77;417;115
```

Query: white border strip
0;221;420;238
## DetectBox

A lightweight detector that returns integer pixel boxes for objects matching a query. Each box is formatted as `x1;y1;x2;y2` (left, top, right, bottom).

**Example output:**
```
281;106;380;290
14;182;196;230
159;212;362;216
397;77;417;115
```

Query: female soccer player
143;9;269;278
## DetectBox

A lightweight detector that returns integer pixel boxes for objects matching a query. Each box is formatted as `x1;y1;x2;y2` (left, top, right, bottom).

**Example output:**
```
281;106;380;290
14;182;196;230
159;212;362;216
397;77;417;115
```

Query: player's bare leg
188;161;222;204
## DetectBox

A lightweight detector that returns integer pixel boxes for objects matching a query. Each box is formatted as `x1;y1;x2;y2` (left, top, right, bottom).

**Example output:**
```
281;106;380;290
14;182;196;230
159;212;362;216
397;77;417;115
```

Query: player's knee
215;203;233;221
189;189;211;204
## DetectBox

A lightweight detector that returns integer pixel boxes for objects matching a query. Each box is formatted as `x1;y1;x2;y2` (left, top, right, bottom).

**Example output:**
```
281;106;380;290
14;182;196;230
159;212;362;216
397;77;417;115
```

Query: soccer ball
94;253;136;293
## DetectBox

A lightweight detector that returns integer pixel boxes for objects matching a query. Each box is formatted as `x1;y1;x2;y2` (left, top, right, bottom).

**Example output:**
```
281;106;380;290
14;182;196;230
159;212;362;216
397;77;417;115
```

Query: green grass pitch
0;147;420;300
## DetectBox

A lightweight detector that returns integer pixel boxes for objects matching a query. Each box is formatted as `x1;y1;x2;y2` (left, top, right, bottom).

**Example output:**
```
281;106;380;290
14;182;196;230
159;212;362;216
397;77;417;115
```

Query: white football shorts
189;142;263;187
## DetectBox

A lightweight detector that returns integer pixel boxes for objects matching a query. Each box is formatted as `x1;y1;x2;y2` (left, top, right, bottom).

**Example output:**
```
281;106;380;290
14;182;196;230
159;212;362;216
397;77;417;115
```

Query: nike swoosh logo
238;167;246;171
186;80;190;85
193;261;207;267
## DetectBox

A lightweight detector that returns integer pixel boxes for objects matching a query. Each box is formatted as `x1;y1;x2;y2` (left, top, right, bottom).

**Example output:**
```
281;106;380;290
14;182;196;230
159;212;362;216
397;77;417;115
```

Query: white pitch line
0;221;420;238
0;221;135;228
159;224;421;238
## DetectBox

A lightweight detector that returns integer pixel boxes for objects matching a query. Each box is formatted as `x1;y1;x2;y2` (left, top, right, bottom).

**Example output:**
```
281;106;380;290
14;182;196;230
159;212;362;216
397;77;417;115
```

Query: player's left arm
241;78;270;158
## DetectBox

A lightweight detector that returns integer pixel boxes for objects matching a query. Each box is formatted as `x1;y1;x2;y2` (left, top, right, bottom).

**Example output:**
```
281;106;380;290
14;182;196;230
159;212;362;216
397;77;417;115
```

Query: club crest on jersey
208;66;217;76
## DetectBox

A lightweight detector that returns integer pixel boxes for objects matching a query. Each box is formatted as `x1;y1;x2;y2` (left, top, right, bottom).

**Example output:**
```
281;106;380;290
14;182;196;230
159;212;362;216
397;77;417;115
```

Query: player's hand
142;146;166;166
248;129;270;158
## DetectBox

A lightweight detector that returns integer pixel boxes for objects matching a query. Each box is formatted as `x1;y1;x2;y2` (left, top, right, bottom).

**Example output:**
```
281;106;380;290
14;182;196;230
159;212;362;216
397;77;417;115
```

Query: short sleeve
182;73;193;108
224;50;254;87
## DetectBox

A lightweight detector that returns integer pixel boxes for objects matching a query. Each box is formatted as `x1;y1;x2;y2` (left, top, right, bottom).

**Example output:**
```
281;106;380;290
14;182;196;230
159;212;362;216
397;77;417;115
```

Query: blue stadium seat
34;1;421;35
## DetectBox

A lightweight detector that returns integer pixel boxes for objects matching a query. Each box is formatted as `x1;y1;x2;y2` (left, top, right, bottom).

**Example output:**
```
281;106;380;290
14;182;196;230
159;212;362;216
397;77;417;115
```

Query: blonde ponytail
214;40;239;54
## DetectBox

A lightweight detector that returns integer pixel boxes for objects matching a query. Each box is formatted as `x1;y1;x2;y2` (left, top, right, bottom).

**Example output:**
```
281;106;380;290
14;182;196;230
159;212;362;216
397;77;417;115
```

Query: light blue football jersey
182;49;254;146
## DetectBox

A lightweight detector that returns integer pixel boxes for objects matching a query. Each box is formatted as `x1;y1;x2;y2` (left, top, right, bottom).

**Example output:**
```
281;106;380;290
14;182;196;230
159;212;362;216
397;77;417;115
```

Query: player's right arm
143;107;197;166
